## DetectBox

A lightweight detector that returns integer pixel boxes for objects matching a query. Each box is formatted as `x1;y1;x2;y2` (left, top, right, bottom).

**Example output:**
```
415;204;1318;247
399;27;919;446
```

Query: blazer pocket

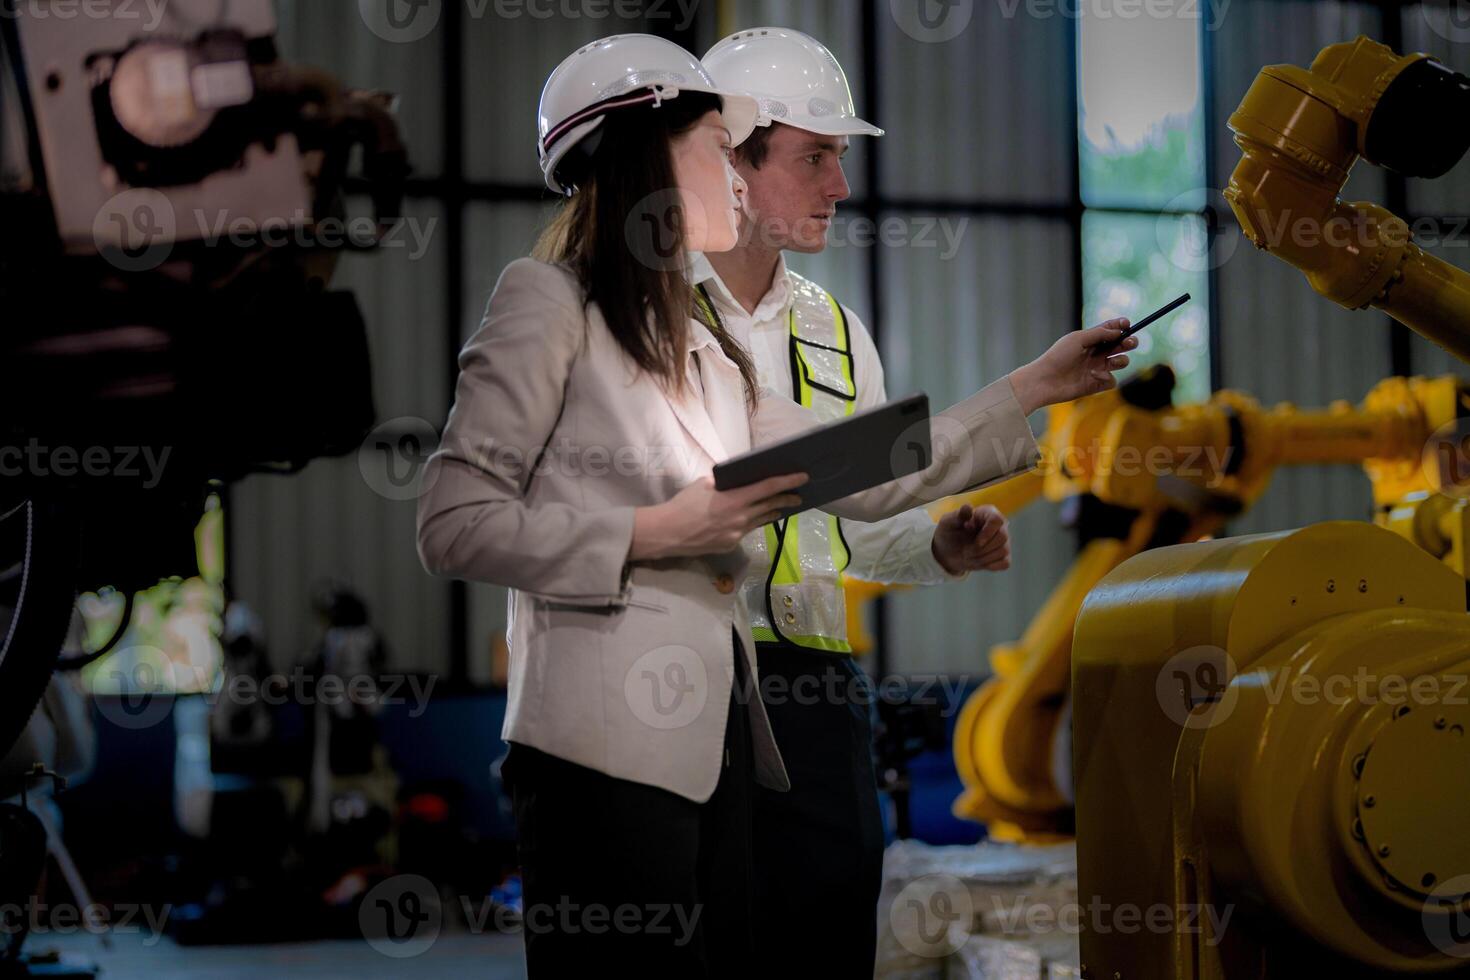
624;588;671;613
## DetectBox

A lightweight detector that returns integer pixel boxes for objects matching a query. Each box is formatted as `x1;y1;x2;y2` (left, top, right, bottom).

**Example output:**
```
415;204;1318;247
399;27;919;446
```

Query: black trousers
751;643;886;978
502;631;756;978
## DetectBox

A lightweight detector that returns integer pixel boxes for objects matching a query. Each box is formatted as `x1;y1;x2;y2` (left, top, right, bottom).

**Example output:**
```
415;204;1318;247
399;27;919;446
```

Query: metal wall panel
709;0;863;53
465;201;562;342
463;13;614;185
274;0;445;178
229;457;451;674
878;1;1074;204
784;231;873;317
229;199;450;673
1215;240;1387;535
878;216;1076;676
1211;0;1390;538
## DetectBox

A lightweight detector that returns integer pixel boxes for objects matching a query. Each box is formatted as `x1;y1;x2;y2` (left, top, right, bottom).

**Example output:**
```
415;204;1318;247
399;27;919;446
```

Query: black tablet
713;394;932;517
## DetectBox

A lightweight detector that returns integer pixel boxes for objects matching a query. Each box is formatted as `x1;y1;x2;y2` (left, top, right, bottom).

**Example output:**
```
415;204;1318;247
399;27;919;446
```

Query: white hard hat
536;33;760;195
703;27;883;138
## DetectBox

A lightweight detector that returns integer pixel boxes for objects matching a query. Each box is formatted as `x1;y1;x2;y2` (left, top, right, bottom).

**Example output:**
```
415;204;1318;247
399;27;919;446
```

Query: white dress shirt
690;252;962;587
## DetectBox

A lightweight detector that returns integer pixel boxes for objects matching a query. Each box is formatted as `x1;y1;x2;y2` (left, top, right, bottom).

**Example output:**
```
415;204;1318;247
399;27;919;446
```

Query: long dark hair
534;92;759;408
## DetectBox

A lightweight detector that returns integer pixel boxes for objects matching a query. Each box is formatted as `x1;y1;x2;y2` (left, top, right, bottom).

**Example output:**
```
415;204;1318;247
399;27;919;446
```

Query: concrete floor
35;931;528;979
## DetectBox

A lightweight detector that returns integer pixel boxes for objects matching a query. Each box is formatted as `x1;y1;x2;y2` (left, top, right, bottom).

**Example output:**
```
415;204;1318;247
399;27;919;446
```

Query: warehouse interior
3;0;1470;977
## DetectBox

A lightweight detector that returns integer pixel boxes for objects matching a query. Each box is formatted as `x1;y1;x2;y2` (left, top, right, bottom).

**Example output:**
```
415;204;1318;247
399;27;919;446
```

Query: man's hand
931;503;1011;576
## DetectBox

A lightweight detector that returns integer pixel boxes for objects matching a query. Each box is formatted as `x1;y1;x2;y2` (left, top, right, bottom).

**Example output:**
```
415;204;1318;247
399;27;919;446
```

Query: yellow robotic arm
1067;35;1470;977
1226;36;1470;360
1075;522;1470;977
852;366;1468;843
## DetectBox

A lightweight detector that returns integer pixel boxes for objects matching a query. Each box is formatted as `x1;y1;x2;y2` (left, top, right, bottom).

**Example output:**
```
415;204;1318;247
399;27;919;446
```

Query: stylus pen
1092;292;1192;352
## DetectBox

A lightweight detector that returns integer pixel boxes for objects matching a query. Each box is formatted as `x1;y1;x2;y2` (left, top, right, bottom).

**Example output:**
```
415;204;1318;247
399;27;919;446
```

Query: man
700;28;1014;975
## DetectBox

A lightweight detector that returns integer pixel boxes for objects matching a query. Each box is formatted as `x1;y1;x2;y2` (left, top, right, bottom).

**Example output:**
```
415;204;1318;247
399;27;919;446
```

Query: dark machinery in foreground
0;3;409;974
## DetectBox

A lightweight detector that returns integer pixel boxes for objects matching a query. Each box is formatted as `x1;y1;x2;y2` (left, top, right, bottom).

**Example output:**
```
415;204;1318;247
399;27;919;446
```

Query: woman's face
671;110;747;253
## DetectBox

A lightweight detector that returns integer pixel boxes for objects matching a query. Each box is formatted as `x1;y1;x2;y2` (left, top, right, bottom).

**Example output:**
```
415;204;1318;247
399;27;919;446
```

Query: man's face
734;123;851;254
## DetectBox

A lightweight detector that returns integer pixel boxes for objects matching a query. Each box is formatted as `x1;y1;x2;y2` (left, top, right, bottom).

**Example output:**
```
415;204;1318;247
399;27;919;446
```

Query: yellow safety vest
697;272;859;654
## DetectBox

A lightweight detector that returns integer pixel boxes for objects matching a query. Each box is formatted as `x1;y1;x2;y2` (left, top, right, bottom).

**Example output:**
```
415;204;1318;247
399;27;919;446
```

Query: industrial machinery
0;0;409;750
1225;36;1470;363
1075;522;1470;978
1071;36;1470;977
846;364;1470;844
0;3;409;974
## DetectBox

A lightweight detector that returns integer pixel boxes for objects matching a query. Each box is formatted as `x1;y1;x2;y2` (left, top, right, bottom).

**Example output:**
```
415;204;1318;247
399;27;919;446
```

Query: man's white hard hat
702;27;883;138
537;33;761;195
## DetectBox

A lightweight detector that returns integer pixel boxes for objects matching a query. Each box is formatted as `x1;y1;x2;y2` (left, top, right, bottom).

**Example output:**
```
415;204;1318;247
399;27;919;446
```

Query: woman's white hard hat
537;33;761;195
702;27;883;137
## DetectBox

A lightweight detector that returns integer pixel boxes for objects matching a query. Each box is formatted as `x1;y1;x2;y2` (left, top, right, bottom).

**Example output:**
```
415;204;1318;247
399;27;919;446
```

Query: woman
417;34;1135;977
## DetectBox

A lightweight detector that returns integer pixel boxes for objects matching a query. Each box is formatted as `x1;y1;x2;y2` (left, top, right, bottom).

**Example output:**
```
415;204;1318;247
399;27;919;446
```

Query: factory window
1078;7;1211;405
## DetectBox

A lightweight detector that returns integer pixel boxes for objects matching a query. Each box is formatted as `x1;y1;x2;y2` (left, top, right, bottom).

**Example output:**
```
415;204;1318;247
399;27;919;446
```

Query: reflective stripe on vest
741;270;858;654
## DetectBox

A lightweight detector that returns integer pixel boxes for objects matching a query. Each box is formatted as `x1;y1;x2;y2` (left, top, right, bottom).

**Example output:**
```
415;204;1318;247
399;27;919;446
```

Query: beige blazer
416;258;1041;803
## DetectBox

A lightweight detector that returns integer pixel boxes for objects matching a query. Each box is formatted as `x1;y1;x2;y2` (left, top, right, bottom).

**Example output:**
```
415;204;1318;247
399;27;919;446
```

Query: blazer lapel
661;357;728;463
